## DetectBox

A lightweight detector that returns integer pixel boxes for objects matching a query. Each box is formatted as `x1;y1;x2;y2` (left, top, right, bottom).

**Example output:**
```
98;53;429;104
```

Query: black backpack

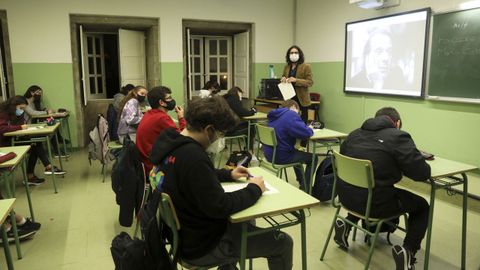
225;150;252;169
312;155;334;202
361;217;400;245
111;232;150;270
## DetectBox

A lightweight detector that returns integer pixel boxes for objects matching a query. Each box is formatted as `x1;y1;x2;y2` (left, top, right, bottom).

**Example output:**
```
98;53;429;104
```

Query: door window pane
219;40;227;55
209;40;217;55
89;77;96;94
209;58;217;72
220;58;227;73
95;38;101;56
209;75;218;84
194;57;201;73
220;75;228;90
87;37;93;54
97;77;103;94
96;57;102;74
193;39;200;55
88;57;95;74
194;75;201;90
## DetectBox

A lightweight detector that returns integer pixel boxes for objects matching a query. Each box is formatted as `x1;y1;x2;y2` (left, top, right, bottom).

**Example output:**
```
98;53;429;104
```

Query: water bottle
269;65;276;79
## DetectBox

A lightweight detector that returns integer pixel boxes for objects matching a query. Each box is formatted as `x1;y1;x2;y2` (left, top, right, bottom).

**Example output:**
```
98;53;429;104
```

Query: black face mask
33;95;42;102
163;99;176;111
137;95;146;103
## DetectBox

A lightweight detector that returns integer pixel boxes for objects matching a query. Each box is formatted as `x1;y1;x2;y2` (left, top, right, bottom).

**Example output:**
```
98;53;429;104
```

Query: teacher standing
281;45;313;123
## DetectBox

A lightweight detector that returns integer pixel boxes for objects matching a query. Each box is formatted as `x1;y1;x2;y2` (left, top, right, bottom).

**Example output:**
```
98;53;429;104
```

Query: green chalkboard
428;8;480;100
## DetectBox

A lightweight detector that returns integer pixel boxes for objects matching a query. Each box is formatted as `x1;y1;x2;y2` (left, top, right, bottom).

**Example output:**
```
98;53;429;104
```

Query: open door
0;45;7;101
118;29;146;86
234;31;249;98
79;25;88;105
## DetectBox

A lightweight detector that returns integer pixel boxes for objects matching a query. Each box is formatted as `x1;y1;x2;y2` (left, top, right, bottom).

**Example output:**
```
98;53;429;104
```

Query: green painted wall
311;61;480;168
12;63;78;147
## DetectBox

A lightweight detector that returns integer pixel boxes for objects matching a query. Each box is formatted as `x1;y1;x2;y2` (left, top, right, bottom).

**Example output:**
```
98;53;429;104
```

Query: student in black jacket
150;96;293;270
223;86;256;150
334;107;431;270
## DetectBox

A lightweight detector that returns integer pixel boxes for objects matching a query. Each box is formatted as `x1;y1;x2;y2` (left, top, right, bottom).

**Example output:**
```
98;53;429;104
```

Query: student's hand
248;176;266;193
21;124;28;130
280;76;287;83
175;106;184;119
286;77;297;83
231;166;249;180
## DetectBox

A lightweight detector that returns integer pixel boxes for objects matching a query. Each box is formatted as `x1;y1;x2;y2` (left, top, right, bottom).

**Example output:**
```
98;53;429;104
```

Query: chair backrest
158;193;181;260
255;124;278;164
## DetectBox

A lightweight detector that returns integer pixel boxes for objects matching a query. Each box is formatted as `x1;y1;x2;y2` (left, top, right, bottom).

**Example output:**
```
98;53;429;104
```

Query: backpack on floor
111;232;150;270
225;150;252;169
311;154;334;202
361;217;400;246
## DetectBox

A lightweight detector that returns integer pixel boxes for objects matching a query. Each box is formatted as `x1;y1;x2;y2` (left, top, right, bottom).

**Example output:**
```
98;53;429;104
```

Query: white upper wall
297;0;475;62
0;0;295;63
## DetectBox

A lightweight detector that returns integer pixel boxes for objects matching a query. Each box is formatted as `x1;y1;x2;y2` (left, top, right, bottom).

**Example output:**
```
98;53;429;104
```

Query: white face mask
205;129;225;154
289;53;299;63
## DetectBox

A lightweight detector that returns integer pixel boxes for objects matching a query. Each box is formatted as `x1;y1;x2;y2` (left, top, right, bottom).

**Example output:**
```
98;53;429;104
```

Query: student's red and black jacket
0;111;25;147
149;128;262;260
338;115;431;214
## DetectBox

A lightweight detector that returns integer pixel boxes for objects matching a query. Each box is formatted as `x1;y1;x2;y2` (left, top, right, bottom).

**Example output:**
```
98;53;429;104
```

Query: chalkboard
428;8;480;101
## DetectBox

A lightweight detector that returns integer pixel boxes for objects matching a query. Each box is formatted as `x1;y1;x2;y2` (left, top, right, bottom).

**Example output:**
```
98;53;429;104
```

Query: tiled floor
1;148;479;269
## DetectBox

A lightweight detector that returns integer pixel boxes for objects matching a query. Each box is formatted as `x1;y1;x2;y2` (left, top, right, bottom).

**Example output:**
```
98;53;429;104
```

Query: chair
216;134;247;168
101;141;123;182
255;124;306;191
320;150;407;269
309;92;321;121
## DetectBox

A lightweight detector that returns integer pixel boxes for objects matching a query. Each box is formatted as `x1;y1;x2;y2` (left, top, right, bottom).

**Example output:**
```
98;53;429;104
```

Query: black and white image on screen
344;10;429;97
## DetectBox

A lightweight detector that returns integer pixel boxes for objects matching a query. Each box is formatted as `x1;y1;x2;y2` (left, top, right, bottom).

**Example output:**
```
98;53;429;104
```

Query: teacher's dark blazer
282;63;313;106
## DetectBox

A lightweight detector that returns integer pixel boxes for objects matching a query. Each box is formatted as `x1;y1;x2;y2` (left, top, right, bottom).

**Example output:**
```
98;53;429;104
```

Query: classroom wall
297;0;480;193
0;0;296;146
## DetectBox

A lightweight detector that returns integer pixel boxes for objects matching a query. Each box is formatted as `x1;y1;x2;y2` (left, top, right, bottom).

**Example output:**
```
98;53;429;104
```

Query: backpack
312;155;334;202
361;217;400;246
225;150;252;169
88;114;110;165
111;232;150;270
107;103;119;141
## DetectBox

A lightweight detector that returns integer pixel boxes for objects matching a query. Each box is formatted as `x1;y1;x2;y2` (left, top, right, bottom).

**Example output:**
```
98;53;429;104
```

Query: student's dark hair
120;84;135;95
203;80;221;94
24;85;42;99
185;96;239;133
285;45;305;65
0;95;28;118
375;107;402;128
148;86;172;109
281;99;299;110
227;86;243;96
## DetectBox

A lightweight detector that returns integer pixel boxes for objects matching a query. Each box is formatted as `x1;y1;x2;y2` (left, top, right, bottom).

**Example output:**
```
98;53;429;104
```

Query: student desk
0;198;19;269
4;123;64;193
421;157;477;270
0;146;35;221
308;128;348;194
242;112;268;150
32;112;72;153
254;98;321;120
227;167;319;270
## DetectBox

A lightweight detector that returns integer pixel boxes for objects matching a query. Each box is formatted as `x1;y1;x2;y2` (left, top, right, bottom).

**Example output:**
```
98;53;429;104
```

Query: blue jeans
288;150;316;190
184;222;293;270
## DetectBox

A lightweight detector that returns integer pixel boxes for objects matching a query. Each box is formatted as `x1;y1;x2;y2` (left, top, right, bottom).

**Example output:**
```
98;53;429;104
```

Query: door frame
70;14;159;147
0;10;15;98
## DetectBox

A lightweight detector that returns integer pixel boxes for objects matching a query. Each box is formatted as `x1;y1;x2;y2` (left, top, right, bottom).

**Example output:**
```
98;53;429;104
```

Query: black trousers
27;143;50;174
339;184;429;252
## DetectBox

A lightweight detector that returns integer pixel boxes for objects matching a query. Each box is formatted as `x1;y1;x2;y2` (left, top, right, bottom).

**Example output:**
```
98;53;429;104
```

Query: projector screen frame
343;8;431;99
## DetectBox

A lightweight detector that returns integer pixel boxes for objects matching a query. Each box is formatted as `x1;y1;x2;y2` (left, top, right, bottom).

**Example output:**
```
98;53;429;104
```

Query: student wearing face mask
117;86;148;143
223;86;257;151
149;96;293;270
136;86;186;177
0;96;66;186
263;99;316;191
280;45;313;124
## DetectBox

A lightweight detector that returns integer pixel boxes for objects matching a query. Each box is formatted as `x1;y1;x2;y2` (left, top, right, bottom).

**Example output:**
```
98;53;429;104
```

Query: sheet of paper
0;152;6;157
223;181;279;195
277;82;296;100
26;126;45;131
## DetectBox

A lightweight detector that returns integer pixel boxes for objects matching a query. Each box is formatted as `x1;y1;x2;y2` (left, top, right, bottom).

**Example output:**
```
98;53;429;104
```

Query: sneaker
392;245;416;270
45;166;66;175
27;175;45;186
334;219;350;249
18;218;41;232
53;152;71;158
2;226;37;243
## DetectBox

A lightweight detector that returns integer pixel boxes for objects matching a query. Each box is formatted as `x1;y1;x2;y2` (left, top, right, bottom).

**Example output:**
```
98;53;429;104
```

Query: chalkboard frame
427;6;480;103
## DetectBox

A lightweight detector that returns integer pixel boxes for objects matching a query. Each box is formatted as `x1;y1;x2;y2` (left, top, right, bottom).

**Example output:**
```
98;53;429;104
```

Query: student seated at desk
149;96;293;270
199;79;221;98
0;191;40;242
223;86;257;150
263;99;316;191
136;86;186;177
117;86;148;143
335;107;431;270
23;85;69;158
0;96;66;186
113;84;135;112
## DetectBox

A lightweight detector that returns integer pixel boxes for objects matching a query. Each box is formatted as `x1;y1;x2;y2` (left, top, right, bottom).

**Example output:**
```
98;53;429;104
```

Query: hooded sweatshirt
263;107;313;163
149;128;262;260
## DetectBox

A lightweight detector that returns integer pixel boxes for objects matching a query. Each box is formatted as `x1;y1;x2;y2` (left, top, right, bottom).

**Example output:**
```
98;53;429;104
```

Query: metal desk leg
461;173;468;269
1;224;14;270
65;117;73;152
247;120;251;152
300;210;307;270
239;222;248;270
46;137;58;193
9;211;21;259
60;126;68;157
424;180;437;270
309;141;317;194
54;133;63;170
21;160;35;221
